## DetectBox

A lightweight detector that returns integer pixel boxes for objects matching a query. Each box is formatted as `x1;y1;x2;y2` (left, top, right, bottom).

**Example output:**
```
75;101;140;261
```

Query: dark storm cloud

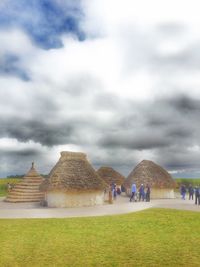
0;118;74;146
0;147;47;177
169;95;200;112
99;133;170;150
0;88;200;176
91;94;200;175
0;148;40;157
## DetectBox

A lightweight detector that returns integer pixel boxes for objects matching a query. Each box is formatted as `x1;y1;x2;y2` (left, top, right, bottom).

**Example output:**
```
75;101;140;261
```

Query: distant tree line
7;174;24;179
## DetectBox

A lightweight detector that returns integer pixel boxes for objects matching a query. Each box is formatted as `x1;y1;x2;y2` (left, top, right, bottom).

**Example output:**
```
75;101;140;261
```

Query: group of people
130;183;151;202
110;183;122;200
180;184;200;205
109;182;151;202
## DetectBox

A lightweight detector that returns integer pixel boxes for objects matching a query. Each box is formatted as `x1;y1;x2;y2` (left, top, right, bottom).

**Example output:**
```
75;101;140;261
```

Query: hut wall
151;189;175;199
45;191;104;208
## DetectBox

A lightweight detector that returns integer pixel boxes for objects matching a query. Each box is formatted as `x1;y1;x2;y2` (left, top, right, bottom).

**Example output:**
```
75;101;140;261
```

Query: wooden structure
124;160;176;199
5;163;44;203
97;166;125;187
40;151;106;207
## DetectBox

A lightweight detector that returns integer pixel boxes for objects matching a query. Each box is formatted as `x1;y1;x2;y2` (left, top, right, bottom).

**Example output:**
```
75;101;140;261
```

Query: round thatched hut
97;167;125;188
124;160;176;199
40;151;106;207
5;163;44;203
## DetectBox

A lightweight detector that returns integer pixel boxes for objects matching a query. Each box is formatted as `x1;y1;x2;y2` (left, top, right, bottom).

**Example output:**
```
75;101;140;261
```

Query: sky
0;0;200;178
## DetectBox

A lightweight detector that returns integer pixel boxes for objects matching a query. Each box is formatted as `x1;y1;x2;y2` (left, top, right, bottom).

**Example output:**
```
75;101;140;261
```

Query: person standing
146;184;151;202
111;183;117;200
130;183;137;202
139;184;145;201
180;185;186;200
188;184;194;200
194;186;200;205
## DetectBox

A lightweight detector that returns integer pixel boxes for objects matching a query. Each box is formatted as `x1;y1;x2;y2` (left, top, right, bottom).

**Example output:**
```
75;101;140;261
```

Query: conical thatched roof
40;151;106;192
6;163;44;203
124;160;175;189
26;162;41;177
97;167;125;185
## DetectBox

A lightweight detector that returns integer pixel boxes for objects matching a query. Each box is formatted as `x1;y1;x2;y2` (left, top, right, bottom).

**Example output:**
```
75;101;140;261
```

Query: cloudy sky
0;0;200;178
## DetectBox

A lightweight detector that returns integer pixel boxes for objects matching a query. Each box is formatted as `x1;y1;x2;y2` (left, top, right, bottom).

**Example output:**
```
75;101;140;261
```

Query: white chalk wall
46;191;104;208
126;188;175;199
151;189;175;199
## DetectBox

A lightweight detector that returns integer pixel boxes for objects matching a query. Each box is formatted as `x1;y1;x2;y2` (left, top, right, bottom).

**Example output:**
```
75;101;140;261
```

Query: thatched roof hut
124;160;176;199
5;163;44;203
97;167;125;186
41;151;106;207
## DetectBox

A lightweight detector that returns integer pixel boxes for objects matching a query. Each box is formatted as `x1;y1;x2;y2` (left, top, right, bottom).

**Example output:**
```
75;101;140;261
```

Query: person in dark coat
139;184;145;201
180;185;186;200
188;184;194;200
145;184;151;202
194;186;200;205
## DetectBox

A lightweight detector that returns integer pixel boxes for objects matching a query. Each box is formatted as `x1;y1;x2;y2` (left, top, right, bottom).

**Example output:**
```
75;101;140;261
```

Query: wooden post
109;190;113;204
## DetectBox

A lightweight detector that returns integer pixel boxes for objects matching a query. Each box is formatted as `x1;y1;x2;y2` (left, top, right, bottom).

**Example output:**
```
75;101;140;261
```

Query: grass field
0;178;21;196
174;178;200;188
0;208;199;267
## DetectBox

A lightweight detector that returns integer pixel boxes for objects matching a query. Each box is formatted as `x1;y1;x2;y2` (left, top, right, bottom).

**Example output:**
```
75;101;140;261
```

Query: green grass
0;178;21;196
174;178;200;189
0;209;199;267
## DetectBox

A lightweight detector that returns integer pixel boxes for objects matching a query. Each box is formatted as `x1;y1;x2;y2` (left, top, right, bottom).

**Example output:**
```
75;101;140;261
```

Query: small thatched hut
124;160;176;199
5;163;44;203
40;151;106;207
97;167;125;188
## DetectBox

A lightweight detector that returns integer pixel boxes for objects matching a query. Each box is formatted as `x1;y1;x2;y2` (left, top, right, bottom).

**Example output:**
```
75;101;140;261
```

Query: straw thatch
124;160;176;189
97;167;125;186
40;151;106;192
5;163;44;203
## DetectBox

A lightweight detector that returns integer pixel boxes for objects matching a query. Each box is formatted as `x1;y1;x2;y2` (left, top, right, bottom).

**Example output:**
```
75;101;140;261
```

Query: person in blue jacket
130;183;137;202
180;184;186;200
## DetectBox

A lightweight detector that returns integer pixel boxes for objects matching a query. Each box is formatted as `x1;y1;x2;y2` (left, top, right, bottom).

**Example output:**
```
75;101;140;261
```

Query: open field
174;178;200;189
0;178;21;197
174;178;200;195
0;208;199;267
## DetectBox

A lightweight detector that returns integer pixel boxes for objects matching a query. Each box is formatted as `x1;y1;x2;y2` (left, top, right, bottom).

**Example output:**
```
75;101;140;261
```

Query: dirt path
0;196;199;219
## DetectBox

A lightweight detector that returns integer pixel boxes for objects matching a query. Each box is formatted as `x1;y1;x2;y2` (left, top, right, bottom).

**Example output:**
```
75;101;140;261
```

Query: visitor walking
146;184;151;202
194;186;200;205
180;185;186;200
130;183;137;202
139;184;145;201
188;184;194;200
112;183;117;200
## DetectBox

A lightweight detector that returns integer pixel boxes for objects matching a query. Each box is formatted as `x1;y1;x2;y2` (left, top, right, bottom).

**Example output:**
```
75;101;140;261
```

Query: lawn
0;209;199;267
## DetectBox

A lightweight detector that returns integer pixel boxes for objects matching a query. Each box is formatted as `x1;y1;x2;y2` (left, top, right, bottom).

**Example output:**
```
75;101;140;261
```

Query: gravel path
0;196;199;219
